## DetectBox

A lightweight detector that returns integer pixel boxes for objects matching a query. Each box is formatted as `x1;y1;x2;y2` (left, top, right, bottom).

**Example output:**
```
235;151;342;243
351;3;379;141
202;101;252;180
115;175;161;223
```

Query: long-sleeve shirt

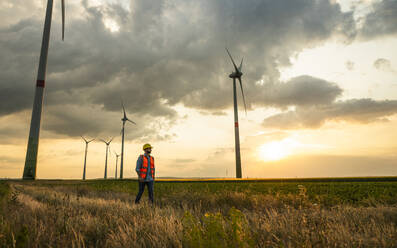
136;154;154;181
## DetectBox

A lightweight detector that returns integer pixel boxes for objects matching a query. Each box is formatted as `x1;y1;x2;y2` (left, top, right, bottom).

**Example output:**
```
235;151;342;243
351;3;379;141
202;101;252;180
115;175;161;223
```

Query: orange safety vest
139;155;155;179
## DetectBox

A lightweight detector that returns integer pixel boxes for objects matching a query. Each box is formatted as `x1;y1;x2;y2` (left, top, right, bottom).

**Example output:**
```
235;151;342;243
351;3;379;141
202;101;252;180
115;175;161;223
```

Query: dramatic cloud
42;104;178;141
253;75;343;108
263;99;397;129
0;0;357;138
360;0;397;39
373;58;394;72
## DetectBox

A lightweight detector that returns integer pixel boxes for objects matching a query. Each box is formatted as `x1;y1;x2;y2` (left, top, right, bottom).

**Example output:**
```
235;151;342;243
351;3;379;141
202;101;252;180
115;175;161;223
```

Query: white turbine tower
226;48;247;179
81;136;95;180
100;137;113;179
114;151;120;179
23;0;66;179
120;101;136;179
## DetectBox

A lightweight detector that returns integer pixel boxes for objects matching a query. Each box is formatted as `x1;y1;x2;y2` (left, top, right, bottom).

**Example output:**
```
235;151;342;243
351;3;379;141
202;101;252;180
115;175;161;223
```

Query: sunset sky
1;0;396;179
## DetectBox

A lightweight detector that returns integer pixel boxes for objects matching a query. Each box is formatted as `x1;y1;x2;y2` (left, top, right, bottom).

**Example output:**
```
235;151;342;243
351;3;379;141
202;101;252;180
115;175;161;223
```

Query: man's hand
137;172;144;182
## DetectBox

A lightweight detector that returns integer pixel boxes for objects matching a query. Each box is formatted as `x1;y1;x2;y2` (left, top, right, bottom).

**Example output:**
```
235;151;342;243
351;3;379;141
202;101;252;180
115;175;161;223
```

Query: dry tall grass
1;182;396;247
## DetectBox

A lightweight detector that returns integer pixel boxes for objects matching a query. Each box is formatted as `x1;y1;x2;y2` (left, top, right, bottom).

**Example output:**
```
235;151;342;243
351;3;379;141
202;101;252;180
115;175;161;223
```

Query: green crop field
1;178;397;247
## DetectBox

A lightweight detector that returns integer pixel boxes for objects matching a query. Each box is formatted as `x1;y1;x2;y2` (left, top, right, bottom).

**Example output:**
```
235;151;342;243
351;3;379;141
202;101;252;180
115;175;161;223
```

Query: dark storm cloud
360;0;397;39
0;17;42;115
42;104;177;140
263;98;397;129
0;0;365;138
254;75;343;108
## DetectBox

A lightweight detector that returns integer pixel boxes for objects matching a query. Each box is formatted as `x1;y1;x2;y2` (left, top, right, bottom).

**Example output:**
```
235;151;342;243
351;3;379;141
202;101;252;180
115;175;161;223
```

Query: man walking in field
135;143;155;204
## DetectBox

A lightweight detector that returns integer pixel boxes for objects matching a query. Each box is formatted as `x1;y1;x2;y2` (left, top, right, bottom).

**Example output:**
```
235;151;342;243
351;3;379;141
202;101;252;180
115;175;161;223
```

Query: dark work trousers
135;181;154;204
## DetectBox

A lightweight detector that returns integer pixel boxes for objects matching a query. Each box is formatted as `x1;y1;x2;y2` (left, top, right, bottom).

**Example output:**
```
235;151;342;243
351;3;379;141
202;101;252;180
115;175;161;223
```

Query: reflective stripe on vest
139;155;155;179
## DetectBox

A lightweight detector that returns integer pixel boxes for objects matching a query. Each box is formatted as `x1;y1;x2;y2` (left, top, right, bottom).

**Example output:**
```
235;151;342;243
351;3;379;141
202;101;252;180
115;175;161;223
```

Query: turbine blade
238;77;247;115
80;135;87;142
61;0;65;41
127;119;136;125
88;138;95;143
109;137;114;143
121;100;127;119
226;47;239;72
239;58;243;71
99;139;106;143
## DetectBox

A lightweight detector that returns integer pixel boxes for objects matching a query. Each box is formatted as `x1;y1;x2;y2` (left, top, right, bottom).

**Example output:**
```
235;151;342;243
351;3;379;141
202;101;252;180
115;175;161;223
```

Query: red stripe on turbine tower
36;80;45;88
235;122;239;127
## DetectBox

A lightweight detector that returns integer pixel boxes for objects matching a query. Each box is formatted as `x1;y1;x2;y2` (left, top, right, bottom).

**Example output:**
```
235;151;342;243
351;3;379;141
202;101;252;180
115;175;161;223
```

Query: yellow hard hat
143;143;153;150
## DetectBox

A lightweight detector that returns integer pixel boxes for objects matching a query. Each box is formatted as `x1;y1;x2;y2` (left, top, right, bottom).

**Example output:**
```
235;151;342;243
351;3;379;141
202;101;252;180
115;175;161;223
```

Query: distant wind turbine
226;48;247;179
120;100;136;179
114;151;120;179
81;136;95;180
23;0;66;180
100;137;114;179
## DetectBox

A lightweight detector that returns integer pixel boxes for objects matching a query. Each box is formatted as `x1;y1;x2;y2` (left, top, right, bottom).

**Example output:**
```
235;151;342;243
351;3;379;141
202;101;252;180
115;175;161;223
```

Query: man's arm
136;156;142;178
152;157;155;179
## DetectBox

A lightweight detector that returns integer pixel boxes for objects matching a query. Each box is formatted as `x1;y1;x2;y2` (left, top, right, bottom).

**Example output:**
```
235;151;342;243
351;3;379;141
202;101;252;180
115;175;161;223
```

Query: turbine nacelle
229;71;243;79
100;137;114;146
81;135;95;144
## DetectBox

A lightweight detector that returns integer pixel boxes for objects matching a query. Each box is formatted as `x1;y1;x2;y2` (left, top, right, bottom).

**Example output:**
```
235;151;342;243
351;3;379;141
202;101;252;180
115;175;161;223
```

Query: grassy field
1;179;397;247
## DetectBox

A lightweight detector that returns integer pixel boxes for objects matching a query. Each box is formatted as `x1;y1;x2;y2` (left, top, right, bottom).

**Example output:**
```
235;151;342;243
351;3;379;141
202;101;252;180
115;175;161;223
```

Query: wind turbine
81;136;95;180
226;48;247;179
120;101;136;179
23;0;66;180
114;151;120;179
100;137;114;179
